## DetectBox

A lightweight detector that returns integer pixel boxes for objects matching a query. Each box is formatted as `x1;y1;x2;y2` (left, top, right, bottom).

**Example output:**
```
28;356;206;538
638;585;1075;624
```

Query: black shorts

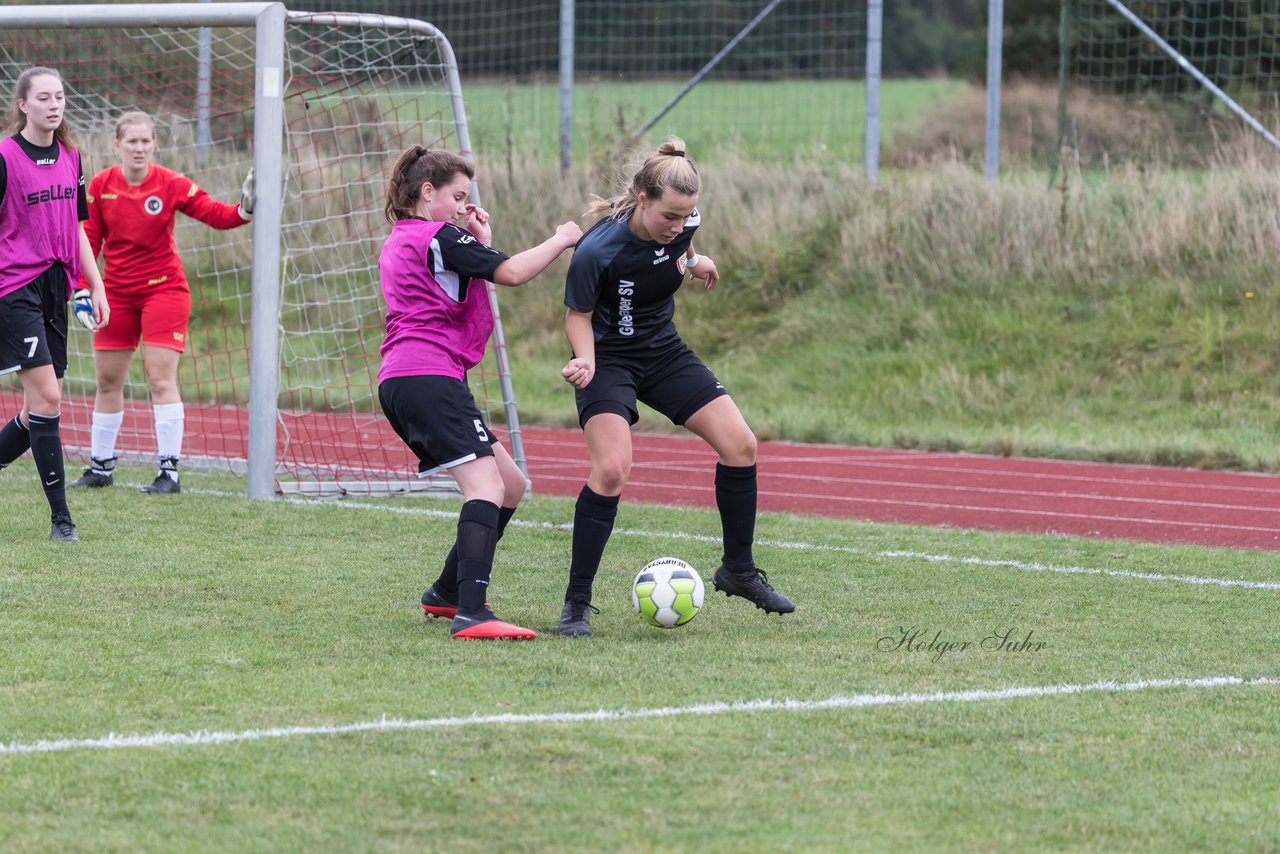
0;266;69;379
378;375;498;477
576;340;728;428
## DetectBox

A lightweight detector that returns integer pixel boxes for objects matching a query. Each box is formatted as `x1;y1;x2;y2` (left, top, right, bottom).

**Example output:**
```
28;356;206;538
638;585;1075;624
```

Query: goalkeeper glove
238;167;255;219
71;289;97;332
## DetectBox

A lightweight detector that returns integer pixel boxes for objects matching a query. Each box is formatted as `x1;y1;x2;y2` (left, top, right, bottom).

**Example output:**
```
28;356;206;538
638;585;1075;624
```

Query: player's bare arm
491;220;583;287
562;308;596;389
687;246;719;290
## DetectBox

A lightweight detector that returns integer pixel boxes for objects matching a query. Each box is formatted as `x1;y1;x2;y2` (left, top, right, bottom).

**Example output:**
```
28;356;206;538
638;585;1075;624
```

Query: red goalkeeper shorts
94;286;191;353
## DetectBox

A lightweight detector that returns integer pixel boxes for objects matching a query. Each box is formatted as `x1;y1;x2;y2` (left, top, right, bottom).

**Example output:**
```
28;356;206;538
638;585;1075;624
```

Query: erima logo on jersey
144;196;164;215
652;248;668;266
24;183;76;206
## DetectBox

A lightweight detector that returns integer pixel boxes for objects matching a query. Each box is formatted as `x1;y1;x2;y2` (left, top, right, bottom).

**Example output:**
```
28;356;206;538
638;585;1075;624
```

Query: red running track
521;427;1280;551
7;388;1280;551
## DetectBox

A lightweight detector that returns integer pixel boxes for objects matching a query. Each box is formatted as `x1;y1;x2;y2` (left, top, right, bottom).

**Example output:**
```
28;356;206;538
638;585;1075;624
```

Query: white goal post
0;2;527;499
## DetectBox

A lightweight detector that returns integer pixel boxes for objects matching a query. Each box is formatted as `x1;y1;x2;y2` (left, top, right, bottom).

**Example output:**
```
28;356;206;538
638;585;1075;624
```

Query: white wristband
686;253;700;269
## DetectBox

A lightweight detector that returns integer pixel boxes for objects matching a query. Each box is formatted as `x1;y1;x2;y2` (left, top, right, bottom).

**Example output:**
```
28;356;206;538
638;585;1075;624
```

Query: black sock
454;499;500;613
435;504;515;598
0;414;31;468
716;463;757;571
28;412;69;518
566;485;620;601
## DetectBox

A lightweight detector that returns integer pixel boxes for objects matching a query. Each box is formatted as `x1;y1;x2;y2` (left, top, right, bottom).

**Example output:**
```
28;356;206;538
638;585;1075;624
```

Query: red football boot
450;608;537;640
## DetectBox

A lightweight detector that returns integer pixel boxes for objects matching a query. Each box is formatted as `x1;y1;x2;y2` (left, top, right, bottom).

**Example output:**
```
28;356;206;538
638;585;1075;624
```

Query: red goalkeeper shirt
81;163;248;295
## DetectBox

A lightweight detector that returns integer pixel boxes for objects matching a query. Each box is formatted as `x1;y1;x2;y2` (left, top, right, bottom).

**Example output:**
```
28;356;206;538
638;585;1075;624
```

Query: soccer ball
632;557;704;629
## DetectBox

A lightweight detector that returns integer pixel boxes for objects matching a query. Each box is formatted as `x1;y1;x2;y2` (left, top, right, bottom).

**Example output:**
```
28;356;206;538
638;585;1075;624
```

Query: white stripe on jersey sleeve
428;235;462;302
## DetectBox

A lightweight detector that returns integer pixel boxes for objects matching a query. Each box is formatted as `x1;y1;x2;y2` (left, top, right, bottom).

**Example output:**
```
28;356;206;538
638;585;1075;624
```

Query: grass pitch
1;462;1277;851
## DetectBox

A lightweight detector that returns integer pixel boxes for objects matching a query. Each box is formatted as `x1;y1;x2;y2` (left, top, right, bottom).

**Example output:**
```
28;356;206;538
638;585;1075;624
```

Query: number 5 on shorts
473;419;489;442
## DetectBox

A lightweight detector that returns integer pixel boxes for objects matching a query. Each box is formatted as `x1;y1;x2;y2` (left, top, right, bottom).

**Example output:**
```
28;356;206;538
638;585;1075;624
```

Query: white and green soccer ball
632;557;704;629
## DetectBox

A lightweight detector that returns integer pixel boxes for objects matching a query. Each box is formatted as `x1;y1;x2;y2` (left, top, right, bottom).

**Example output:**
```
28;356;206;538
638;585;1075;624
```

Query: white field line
159;487;1280;592
262;491;1280;591
28;478;1280;591
873;550;1280;590
2;675;1275;756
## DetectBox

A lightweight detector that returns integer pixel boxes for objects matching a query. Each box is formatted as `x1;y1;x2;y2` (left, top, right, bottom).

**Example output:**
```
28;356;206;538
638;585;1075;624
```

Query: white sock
90;410;124;464
153;402;184;478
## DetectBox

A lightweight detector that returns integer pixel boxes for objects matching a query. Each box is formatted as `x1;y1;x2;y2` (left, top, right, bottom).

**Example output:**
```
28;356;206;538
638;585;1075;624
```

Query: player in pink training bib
377;145;581;640
0;66;109;543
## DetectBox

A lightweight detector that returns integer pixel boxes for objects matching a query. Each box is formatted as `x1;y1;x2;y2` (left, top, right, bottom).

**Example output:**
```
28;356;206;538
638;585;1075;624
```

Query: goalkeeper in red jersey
70;111;253;494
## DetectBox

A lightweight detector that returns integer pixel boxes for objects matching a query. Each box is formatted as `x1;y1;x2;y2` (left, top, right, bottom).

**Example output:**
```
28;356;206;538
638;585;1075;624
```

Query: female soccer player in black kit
557;137;795;636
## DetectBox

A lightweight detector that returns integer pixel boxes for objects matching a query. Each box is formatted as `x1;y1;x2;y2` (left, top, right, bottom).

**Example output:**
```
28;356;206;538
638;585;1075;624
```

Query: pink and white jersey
377;217;508;383
0;136;82;299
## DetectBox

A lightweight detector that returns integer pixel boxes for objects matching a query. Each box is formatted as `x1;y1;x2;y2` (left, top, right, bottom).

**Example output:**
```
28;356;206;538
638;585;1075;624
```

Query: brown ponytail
384;145;475;223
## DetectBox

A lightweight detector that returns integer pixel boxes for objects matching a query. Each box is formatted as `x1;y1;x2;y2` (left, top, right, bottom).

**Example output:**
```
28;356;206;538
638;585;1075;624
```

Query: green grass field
459;78;967;165
6;75;1280;848
3;461;1278;850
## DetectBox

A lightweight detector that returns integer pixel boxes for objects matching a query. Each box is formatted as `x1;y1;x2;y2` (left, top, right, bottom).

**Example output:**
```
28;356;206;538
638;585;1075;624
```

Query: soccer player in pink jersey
377;145;581;640
70;111;253;495
0;67;109;542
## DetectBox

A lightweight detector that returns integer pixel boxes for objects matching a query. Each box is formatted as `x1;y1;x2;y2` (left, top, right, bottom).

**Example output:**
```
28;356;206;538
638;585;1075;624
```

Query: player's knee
23;378;61;414
29;390;61;414
593;460;630;494
96;373;126;394
147;377;177;399
502;469;529;504
721;429;757;467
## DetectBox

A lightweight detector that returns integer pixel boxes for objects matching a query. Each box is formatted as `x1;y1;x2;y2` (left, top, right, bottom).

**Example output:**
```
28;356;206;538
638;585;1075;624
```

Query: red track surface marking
7;388;1280;550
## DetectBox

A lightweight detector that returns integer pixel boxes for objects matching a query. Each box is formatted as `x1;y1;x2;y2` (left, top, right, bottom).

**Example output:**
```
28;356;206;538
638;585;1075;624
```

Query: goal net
1070;0;1280;165
0;4;523;496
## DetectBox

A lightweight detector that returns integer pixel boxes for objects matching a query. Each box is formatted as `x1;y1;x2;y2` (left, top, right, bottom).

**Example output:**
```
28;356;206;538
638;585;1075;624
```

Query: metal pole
985;0;1004;182
864;0;882;183
245;2;287;500
196;0;212;164
0;3;272;28
559;0;574;176
1049;0;1072;189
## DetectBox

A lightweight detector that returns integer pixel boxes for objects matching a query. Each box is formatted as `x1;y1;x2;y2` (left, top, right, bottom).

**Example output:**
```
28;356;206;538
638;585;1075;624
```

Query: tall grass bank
493;154;1280;471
